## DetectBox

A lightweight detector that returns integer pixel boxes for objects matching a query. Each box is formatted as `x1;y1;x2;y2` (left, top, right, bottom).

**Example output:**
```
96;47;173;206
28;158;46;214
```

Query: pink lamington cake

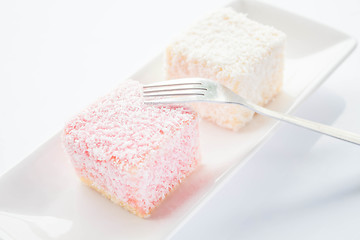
62;80;200;218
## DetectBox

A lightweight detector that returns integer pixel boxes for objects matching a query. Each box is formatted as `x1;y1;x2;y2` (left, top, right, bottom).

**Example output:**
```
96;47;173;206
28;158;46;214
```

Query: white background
1;0;360;239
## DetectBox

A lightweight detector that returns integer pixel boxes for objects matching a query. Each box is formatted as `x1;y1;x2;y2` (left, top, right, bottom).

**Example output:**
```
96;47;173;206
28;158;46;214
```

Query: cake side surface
63;80;200;217
165;7;286;130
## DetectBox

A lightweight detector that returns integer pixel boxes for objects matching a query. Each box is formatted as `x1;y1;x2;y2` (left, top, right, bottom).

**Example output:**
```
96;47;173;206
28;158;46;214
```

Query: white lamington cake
165;7;286;131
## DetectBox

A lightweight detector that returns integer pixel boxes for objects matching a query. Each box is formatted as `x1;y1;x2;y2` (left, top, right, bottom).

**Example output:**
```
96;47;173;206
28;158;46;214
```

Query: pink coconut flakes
62;79;201;217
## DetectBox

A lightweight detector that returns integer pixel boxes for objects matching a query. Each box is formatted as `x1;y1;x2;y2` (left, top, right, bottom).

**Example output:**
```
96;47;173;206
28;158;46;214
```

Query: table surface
1;0;360;239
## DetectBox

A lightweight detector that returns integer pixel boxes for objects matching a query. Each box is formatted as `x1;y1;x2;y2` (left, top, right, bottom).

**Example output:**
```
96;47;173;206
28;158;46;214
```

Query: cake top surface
63;80;196;168
168;7;286;71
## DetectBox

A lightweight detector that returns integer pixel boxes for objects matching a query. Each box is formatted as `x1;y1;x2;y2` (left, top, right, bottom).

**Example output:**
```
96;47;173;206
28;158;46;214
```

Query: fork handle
244;102;360;145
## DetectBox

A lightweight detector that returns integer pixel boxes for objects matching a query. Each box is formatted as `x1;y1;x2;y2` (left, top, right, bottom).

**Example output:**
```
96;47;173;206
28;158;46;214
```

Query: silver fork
143;78;360;145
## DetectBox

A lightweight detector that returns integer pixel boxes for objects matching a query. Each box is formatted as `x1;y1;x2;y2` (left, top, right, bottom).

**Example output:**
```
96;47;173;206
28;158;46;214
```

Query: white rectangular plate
0;1;356;239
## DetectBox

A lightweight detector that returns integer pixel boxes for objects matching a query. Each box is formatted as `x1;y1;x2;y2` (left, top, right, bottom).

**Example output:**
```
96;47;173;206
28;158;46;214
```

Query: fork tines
143;79;207;98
